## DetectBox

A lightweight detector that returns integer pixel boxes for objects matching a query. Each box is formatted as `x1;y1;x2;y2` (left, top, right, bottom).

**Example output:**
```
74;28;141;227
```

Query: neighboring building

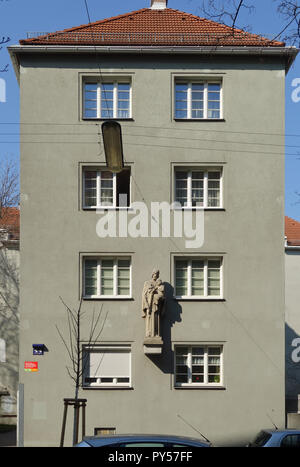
9;0;298;446
285;216;300;415
0;207;19;424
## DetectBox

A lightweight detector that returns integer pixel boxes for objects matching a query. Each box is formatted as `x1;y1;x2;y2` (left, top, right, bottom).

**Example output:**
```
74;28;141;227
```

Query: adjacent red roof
285;216;300;246
0;207;20;242
20;8;285;47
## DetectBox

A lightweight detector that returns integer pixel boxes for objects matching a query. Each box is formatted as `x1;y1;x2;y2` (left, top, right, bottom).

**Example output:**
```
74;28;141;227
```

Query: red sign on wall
24;361;38;372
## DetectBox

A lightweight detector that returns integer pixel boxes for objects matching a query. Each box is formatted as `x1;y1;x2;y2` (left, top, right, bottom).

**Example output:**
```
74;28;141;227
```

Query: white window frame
174;80;223;120
0;338;5;363
83;257;132;299
82;168;131;210
174;257;223;300
173;167;223;209
174;344;224;388
82;345;132;388
83;80;132;119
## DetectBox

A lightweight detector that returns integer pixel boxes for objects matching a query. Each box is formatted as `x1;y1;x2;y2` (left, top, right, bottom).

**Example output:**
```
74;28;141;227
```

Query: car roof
262;429;300;435
81;433;210;446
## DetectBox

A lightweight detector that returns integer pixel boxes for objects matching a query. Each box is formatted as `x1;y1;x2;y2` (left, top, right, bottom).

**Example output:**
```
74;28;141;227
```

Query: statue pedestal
143;337;163;355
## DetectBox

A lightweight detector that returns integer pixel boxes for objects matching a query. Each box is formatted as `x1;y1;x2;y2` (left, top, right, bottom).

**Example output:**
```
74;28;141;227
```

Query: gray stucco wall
17;52;286;446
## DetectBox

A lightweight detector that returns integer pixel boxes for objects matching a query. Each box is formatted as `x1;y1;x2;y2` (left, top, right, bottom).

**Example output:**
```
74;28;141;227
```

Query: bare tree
56;297;108;446
199;0;300;46
200;0;254;31
0;36;10;73
0;158;19;220
275;1;300;45
0;0;11;72
0;245;18;322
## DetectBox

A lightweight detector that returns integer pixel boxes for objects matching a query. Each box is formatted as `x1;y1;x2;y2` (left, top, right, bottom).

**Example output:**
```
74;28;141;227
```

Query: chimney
150;0;168;9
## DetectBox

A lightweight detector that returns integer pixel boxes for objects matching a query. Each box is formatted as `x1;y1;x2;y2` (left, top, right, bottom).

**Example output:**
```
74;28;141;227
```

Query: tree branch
200;0;254;29
232;1;245;30
0;37;10;46
56;297;108;390
0;158;19;219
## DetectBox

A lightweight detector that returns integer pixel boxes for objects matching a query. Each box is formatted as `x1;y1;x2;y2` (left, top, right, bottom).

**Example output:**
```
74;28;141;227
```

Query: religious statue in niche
142;269;165;342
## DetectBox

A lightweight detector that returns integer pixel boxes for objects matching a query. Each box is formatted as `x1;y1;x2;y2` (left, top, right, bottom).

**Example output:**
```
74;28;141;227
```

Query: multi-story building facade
285;216;300;419
0;207;19;426
9;1;298;446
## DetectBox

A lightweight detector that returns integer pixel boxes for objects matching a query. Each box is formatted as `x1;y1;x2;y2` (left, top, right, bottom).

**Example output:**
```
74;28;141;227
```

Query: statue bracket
143;337;163;355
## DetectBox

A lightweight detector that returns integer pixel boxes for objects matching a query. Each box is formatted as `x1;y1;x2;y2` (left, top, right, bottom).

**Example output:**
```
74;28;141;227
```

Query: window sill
82;207;133;211
172;207;225;211
82;386;133;390
83;296;134;301
175;297;225;302
174;385;226;390
82;118;134;122
174;119;225;123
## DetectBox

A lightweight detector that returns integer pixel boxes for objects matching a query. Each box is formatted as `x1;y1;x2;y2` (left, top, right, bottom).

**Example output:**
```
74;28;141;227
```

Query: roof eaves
10;42;298;80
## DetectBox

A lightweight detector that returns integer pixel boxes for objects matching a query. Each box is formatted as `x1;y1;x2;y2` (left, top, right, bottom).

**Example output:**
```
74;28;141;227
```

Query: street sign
24;361;38;372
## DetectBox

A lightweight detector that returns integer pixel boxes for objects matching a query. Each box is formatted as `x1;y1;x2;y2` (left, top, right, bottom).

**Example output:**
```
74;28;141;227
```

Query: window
84;257;131;298
175;345;223;387
0;395;14;414
83;168;131;209
175;258;222;298
252;431;272;447
94;428;116;436
281;435;300;447
174;168;222;208
83;81;131;119
82;346;131;388
175;81;222;119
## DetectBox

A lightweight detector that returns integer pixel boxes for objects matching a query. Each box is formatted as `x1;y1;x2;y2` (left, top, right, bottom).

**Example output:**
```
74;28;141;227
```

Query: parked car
76;434;211;448
247;429;300;447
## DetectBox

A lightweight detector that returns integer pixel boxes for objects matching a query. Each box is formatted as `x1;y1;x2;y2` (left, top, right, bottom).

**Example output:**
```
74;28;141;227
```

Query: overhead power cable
0;121;299;139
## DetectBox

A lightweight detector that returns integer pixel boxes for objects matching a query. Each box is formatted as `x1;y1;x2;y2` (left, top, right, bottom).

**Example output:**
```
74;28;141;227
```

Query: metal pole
17;383;24;447
60;400;68;447
82;401;86;439
75;402;80;445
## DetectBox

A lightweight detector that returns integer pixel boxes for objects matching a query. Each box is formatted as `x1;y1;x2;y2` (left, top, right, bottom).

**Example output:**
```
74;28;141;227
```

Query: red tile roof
285;216;300;246
0;207;20;241
20;8;285;47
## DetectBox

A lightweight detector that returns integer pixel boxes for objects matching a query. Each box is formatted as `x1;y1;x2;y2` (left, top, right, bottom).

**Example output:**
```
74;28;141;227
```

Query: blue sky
1;0;300;221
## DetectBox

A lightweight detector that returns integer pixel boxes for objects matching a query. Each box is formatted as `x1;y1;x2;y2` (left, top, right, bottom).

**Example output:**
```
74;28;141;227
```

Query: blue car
248;429;300;447
76;434;211;448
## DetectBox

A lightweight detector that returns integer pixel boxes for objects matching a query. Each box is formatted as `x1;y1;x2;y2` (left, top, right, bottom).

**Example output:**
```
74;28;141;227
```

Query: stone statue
142;269;165;340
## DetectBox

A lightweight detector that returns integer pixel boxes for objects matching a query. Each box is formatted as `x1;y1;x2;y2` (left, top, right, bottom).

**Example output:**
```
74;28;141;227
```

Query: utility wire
0;139;297;157
0;122;300;139
83;0;116;119
82;0;182;253
0;131;299;150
